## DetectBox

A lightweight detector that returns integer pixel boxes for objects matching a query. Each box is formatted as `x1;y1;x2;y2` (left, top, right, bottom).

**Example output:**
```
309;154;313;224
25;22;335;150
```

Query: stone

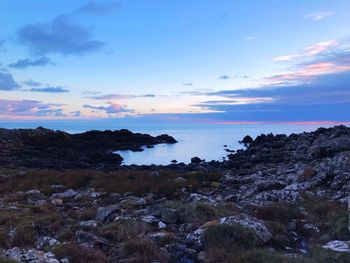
51;198;63;206
219;215;272;243
80;220;98;227
96;204;121;222
322;240;350;253
76;230;110;248
36;236;60;249
191;157;202;164
52;189;77;199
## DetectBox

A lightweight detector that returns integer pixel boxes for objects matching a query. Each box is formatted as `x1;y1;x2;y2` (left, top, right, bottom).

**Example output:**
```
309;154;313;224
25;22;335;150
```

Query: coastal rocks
0;127;177;170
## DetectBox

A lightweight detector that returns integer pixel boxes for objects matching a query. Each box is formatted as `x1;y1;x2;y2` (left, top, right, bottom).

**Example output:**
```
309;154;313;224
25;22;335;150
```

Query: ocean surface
0;121;338;165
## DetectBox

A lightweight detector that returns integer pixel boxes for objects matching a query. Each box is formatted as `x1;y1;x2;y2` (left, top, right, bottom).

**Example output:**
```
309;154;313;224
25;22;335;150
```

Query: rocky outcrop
0;127;177;170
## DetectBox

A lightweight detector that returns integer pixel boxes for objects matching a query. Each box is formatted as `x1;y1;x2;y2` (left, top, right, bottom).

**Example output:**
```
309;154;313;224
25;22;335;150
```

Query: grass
119;239;161;261
98;219;150;242
204;224;261;250
53;242;108;263
0;169;222;198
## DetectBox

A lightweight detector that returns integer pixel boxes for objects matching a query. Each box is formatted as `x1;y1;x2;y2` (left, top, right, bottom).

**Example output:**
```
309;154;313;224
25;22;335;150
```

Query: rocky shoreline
0;127;177;170
0;125;350;262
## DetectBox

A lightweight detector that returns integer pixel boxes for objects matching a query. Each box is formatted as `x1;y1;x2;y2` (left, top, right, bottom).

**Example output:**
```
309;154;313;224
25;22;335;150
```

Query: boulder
96;204;121;222
219;215;272;243
322;240;350;253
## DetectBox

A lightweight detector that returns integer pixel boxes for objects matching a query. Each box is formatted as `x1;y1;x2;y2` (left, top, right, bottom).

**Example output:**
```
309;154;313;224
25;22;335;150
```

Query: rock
36;236;60;250
52;189;77;199
80;220;98;227
191;157;202;164
5;247;61;263
158;221;166;229
241;135;253;144
76;230;110;248
96;204;121;222
161;208;179;223
51;198;63;206
322;240;350;253
219;215;272;243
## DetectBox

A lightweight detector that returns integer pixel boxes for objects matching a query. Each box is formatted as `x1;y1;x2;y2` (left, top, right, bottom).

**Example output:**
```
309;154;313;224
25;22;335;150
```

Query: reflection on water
117;124;327;165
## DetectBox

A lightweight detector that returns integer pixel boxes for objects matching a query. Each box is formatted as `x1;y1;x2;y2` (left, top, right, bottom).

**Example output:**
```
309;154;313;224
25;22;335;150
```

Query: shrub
310;245;350;263
12;224;36;247
53;242;108;263
120;239;160;260
204;224;260;250
0;229;10;248
98;220;149;242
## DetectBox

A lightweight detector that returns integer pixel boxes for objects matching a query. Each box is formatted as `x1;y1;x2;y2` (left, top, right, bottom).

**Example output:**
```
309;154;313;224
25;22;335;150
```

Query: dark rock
190;157;202;164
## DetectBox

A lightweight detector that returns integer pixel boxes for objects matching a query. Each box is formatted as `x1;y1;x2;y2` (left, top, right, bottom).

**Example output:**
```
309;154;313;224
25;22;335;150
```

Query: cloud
83;102;132;114
273;40;337;62
0;72;20;90
219;75;230;80
17;15;104;56
23;80;42;87
78;1;121;15
29;86;69;93
183;83;193;86
71;111;81;117
91;94;155;100
304;11;333;21
0;99;64;117
8;56;55;69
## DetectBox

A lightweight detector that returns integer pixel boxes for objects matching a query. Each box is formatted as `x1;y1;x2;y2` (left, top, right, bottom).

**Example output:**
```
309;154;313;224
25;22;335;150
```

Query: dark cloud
23;80;42;87
91;94;155;100
78;1;121;15
194;71;350;122
8;57;55;69
30;86;69;93
83;102;132;114
17;15;104;56
219;75;230;80
0;72;20;90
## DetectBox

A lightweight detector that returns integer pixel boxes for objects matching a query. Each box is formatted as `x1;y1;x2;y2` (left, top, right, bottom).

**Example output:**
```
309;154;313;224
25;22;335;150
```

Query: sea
0;121;339;165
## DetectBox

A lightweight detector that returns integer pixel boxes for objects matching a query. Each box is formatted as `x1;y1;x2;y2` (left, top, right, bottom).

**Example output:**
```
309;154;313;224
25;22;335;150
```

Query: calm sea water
0;121;337;165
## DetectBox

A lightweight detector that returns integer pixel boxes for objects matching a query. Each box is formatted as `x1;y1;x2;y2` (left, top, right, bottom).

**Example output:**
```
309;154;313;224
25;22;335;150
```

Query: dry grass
53;242;108;263
0;168;221;198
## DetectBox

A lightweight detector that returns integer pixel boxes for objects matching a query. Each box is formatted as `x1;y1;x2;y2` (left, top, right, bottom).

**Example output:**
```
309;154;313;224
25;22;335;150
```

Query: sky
1;0;350;125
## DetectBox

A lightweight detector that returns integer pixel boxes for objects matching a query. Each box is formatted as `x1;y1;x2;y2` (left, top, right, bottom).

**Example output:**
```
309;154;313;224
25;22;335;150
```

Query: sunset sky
1;0;350;124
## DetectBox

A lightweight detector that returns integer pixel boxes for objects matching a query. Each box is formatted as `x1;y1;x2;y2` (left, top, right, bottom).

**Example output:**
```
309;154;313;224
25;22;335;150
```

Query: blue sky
0;0;350;124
